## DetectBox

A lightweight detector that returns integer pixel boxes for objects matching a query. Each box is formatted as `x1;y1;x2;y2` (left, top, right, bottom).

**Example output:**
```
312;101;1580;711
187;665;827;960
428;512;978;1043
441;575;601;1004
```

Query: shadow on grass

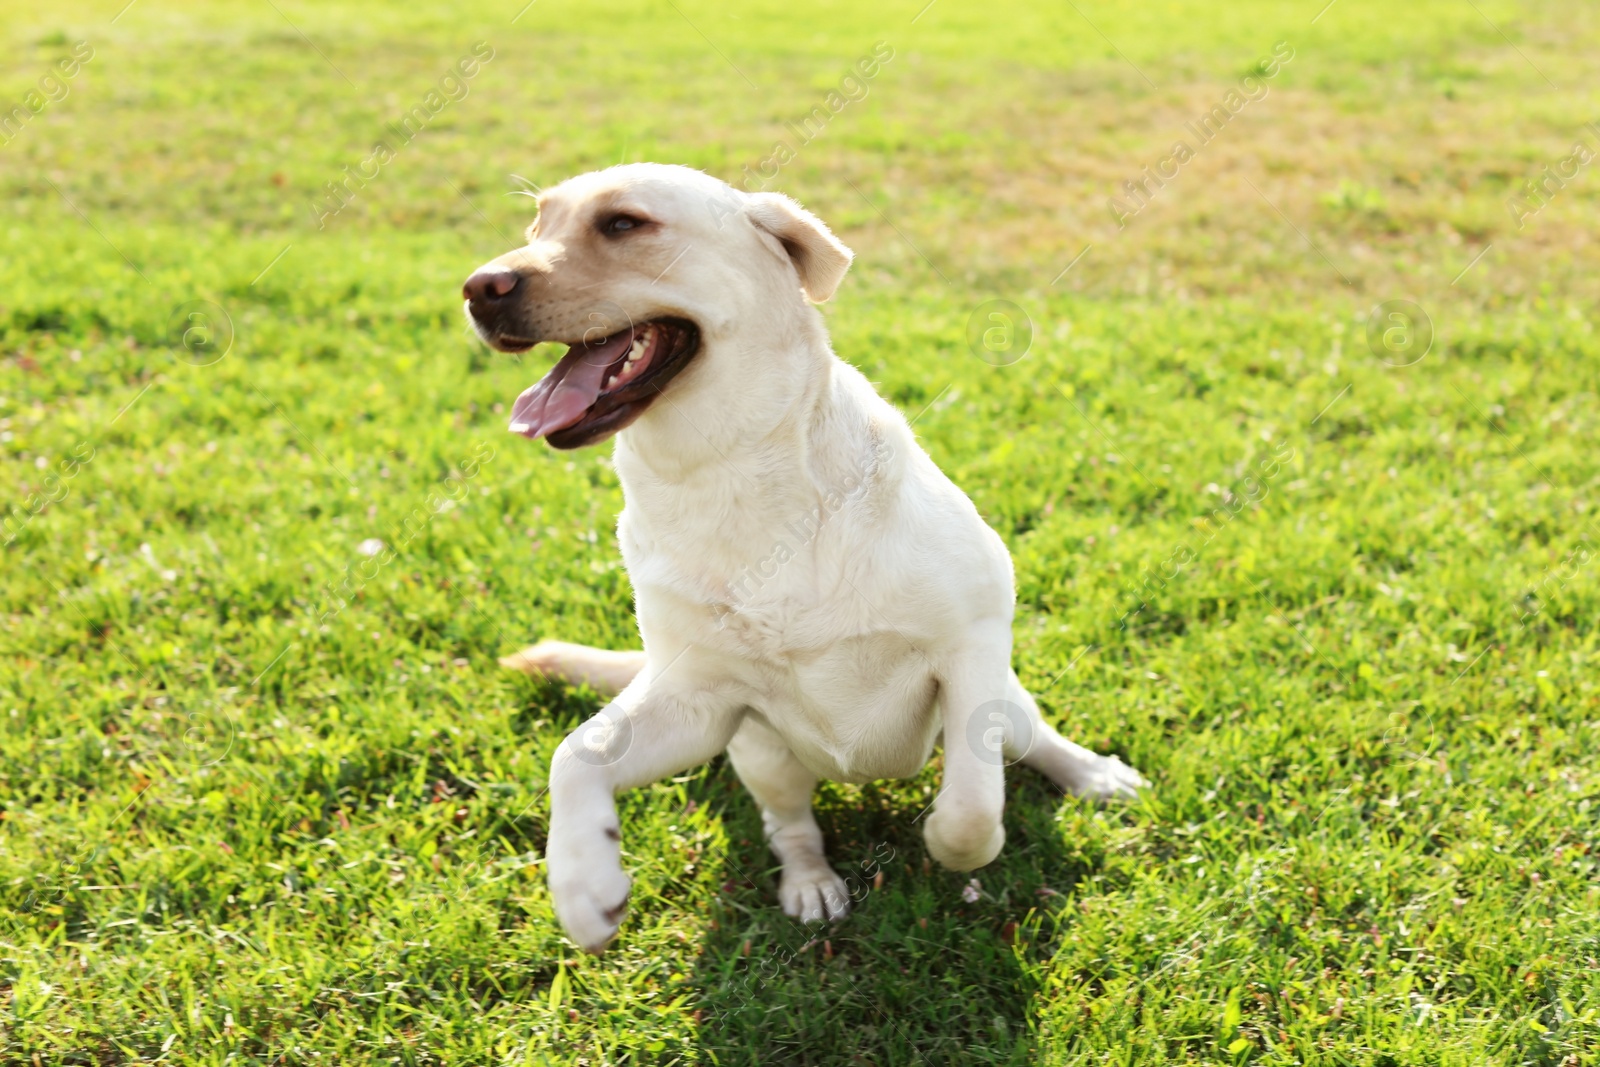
682;763;1099;1066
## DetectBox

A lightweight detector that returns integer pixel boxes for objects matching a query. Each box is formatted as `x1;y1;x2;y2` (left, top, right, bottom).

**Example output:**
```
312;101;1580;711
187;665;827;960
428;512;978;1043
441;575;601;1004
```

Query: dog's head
463;163;852;450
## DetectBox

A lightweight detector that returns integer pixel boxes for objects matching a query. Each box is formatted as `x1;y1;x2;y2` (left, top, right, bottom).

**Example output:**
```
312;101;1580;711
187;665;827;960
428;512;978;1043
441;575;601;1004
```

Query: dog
462;163;1145;953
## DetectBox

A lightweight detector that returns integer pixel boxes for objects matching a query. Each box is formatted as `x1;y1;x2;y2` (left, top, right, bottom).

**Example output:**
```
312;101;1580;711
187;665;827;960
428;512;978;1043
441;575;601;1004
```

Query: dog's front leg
547;667;742;952
924;620;1012;871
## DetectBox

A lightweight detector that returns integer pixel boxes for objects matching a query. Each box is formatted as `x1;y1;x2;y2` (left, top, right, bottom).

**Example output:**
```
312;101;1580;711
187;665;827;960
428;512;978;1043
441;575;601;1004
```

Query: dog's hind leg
726;716;851;924
500;640;646;698
1004;671;1146;800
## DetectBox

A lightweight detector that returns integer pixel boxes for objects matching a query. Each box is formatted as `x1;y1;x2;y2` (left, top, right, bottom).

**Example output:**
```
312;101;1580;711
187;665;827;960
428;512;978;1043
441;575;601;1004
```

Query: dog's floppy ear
745;192;854;303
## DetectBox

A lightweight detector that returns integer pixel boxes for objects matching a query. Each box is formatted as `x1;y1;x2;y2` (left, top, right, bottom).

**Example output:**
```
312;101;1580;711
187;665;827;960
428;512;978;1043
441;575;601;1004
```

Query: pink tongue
507;330;634;440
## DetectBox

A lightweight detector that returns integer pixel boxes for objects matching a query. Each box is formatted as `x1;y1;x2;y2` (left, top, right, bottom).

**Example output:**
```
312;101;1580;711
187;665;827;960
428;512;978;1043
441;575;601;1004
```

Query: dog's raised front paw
549;865;631;954
923;807;1005;871
547;832;632;954
779;861;851;924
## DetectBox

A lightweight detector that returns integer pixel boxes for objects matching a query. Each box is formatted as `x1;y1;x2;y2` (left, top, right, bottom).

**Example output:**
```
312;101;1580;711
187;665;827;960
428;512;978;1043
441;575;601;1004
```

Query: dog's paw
1066;754;1148;801
549;864;631;954
779;861;851;924
546;832;632;954
923;808;1005;872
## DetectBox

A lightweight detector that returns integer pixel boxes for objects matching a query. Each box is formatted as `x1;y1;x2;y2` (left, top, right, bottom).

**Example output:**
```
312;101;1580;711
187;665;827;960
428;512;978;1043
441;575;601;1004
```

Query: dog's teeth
606;326;653;389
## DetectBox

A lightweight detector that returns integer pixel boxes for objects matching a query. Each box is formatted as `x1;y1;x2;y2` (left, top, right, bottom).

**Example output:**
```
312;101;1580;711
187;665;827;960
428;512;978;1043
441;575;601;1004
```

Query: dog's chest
620;486;842;635
632;537;843;660
625;527;942;781
757;632;942;782
614;441;960;780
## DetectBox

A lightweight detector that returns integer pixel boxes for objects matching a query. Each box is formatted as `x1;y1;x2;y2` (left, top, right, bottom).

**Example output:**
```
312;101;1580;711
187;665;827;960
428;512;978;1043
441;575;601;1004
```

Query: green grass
2;0;1599;1063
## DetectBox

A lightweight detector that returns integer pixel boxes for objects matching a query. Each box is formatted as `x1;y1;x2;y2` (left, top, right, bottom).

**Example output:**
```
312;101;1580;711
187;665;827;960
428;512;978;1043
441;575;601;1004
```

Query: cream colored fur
468;164;1144;953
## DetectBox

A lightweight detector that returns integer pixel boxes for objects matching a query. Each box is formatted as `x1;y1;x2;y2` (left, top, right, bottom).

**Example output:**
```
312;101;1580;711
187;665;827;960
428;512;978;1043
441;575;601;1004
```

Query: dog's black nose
463;267;520;303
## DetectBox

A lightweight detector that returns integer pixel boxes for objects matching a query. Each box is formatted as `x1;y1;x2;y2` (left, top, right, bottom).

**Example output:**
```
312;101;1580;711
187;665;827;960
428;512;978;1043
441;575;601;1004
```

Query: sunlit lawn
2;0;1598;1063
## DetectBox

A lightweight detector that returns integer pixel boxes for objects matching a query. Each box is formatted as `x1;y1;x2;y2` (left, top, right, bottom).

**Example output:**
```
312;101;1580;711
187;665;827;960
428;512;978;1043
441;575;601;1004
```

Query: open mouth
504;317;700;449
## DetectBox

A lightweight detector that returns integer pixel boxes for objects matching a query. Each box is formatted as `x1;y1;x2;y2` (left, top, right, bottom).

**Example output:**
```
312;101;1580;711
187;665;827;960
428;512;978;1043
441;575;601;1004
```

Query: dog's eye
601;213;647;236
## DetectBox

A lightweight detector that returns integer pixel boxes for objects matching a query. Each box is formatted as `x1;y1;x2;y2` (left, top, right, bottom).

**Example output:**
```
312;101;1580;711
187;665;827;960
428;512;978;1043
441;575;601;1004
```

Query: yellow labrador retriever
462;163;1144;953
